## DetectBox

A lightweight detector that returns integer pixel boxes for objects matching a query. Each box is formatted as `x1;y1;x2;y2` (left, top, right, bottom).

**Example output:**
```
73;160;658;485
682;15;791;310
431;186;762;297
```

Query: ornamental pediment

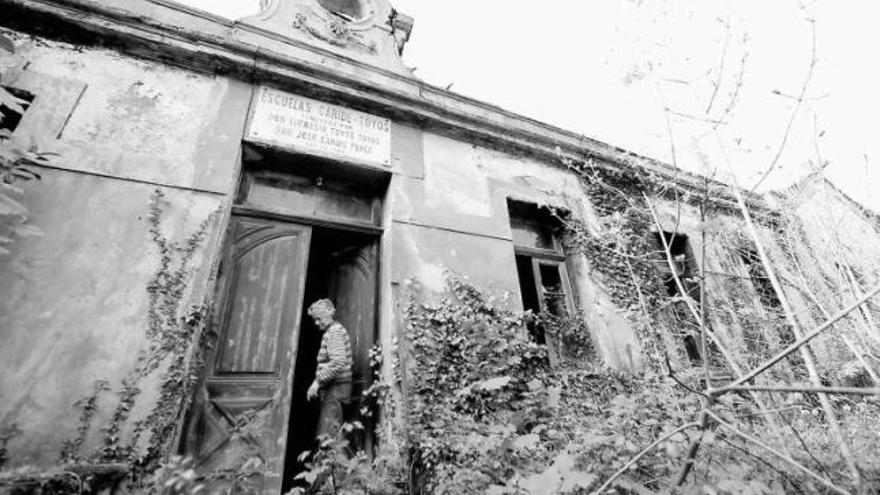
242;0;413;73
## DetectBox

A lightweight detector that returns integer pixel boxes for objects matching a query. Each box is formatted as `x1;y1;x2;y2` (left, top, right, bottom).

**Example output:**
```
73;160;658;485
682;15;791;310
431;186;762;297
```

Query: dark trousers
316;381;352;440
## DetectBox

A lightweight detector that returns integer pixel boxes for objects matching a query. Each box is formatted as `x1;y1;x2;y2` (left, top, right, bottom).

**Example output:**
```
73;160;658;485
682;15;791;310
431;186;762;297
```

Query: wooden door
182;216;311;494
328;239;378;450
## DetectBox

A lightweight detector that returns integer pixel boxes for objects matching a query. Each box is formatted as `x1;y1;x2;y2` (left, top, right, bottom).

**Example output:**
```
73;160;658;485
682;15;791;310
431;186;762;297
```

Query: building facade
1;0;877;493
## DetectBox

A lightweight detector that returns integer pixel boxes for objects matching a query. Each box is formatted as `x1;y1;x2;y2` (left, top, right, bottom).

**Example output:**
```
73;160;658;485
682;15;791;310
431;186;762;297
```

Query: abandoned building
1;0;878;493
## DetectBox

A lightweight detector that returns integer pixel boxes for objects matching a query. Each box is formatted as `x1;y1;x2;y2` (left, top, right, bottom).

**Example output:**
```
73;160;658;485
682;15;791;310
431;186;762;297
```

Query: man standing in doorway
306;299;353;440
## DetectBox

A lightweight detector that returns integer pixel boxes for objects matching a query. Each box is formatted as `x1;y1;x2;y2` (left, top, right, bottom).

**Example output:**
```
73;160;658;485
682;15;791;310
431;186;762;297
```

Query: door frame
179;195;384;494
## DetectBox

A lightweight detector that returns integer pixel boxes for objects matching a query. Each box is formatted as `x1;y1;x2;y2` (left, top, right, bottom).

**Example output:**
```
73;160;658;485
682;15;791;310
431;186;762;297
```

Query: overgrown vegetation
396;270;880;494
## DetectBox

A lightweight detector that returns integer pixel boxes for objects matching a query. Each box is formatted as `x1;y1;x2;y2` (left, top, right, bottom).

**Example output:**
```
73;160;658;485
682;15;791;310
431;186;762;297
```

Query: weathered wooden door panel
328;240;378;450
183;217;311;494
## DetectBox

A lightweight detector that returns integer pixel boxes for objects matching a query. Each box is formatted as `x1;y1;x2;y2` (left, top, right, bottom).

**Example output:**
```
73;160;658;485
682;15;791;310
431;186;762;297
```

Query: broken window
653;231;701;302
652;231;703;364
508;200;574;344
739;246;799;355
0;86;34;135
739;247;781;310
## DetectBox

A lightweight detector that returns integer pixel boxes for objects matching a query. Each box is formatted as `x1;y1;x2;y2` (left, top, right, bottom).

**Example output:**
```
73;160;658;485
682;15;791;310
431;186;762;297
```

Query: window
739;247;781;310
508;200;574;344
653;231;700;302
652;231;703;364
739;245;798;354
0;86;34;135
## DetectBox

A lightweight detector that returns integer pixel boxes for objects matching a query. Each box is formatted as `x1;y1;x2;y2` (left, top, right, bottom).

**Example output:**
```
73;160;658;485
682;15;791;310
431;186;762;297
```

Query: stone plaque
247;86;391;167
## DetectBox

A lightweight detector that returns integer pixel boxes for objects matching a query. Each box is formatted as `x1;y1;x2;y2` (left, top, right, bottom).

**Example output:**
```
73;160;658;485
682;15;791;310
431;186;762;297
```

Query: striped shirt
315;321;353;386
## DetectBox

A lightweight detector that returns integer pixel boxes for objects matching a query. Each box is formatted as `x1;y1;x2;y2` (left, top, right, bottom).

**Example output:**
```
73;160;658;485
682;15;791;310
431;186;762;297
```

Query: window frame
652;230;704;365
508;200;576;321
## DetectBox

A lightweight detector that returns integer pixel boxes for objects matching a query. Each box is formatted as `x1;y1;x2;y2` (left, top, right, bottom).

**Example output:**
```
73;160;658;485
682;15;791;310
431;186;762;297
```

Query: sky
174;0;880;212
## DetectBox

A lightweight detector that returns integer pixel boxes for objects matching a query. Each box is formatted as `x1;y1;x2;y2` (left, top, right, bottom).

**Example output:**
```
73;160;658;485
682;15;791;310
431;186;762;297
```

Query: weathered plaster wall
4;31;250;194
0;34;242;468
0;168;223;467
790;181;880;278
388;131;644;370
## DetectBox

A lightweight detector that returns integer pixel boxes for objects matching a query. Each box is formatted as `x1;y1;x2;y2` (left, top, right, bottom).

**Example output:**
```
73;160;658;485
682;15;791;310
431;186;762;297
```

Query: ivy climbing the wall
42;189;217;492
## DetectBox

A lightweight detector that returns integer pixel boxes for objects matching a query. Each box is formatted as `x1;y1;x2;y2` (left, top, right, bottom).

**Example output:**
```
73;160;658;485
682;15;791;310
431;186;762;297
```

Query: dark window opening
539;262;569;317
739;246;800;359
653;231;703;364
508;200;574;345
283;226;378;492
508;200;560;252
0;86;34;135
516;254;544;344
653;231;701;302
683;335;702;364
740;247;781;310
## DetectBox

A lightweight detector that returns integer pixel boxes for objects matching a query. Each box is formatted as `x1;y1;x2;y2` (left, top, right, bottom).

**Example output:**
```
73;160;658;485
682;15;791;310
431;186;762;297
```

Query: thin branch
750;18;817;192
705;13;731;115
706;410;852;495
668;109;728;126
841;335;880;385
716;434;808;495
763;392;835;480
786;245;880;385
713;384;880;396
645;193;792;456
722;93;863;485
673;410;709;486
665;354;707;398
712;34;749;131
731;283;880;386
699;197;711;388
590;421;701;495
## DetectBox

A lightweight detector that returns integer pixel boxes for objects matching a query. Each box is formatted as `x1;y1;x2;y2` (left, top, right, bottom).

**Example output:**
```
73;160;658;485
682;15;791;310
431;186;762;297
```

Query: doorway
181;146;386;494
283;226;379;492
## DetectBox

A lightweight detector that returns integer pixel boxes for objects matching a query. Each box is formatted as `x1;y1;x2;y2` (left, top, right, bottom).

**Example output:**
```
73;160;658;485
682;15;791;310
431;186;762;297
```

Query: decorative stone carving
389;9;413;55
241;0;413;73
285;2;375;52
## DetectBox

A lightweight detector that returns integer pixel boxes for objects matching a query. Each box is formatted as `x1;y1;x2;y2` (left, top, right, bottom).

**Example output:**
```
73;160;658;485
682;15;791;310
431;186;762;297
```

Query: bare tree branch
713;384;880;396
724;156;864;488
706;410;853;495
750;19;817;192
590;421;702;495
672;410;709;486
705;14;731;115
731;283;880;386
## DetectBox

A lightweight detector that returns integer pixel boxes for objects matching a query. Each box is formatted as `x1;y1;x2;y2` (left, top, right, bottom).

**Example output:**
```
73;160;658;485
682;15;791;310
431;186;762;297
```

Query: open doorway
181;145;387;493
282;226;379;492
